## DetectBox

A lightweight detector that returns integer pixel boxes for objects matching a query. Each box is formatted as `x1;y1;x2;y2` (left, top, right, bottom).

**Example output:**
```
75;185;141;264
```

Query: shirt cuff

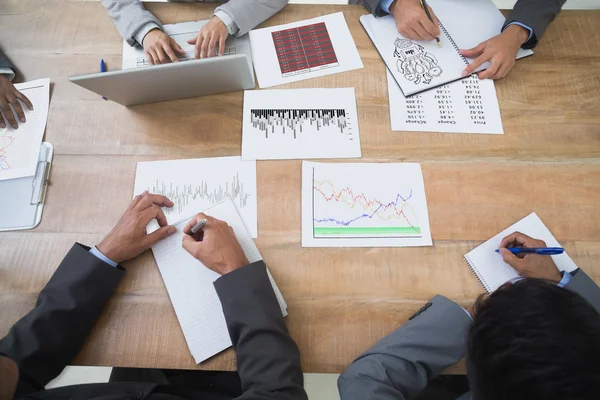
0;68;15;81
214;9;239;36
504;22;534;42
378;0;395;14
557;271;572;288
133;22;161;46
89;246;118;268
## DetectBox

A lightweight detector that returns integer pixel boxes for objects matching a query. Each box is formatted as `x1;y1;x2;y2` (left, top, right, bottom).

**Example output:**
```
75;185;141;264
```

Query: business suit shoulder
100;0;162;45
0;243;124;395
566;269;600;312
216;0;289;37
338;295;471;400
349;0;388;17
215;261;307;400
504;0;566;48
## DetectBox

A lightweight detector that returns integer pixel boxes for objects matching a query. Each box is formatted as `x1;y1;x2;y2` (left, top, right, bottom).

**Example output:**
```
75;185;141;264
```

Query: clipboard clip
30;160;51;205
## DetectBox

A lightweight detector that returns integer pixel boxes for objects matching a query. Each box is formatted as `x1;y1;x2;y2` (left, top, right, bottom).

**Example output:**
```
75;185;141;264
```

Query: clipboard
0;142;53;231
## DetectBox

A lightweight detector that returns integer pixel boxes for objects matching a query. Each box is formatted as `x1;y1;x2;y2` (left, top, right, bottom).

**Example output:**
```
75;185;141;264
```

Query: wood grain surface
0;1;599;373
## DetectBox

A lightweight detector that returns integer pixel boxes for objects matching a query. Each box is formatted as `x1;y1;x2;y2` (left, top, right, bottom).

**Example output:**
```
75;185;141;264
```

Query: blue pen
495;247;564;255
100;59;107;100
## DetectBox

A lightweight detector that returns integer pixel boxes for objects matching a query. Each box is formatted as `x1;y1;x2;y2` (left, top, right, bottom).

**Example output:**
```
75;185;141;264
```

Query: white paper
151;199;287;364
302;161;432;248
0;78;50;181
465;212;578;294
133;156;258;238
387;70;503;134
242;88;361;160
122;21;251;69
428;0;533;71
249;12;363;88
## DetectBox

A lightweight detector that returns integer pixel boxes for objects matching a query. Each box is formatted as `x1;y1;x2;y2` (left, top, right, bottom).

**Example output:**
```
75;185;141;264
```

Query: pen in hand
419;0;441;47
495;247;564;255
188;218;208;241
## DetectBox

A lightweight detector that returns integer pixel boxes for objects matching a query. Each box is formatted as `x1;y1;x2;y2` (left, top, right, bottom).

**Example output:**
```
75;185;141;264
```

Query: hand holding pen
389;0;440;44
496;231;563;283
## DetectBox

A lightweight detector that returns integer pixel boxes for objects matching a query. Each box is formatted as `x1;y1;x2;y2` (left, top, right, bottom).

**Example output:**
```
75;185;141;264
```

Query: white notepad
151;199;287;363
360;0;533;96
464;213;578;293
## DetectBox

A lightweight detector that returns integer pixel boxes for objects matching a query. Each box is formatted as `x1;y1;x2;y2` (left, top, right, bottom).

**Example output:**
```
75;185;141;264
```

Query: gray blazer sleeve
0;243;124;395
215;0;288;37
338;295;472;400
349;0;388;17
503;0;566;49
565;269;600;312
214;261;307;400
100;0;163;46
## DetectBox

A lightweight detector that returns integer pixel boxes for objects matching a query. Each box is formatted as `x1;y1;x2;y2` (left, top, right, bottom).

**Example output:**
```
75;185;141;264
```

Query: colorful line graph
312;178;422;238
0;133;16;171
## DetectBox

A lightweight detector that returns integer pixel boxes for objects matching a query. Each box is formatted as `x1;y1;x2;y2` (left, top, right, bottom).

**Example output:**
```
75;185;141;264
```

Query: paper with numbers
387;70;504;134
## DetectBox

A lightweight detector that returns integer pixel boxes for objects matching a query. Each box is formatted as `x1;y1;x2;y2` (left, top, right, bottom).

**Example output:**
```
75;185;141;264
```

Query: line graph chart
134;156;258;238
242;88;361;160
302;161;432;247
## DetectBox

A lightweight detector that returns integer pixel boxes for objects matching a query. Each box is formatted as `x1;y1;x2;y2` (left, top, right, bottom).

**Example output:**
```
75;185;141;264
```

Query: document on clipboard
0;142;53;231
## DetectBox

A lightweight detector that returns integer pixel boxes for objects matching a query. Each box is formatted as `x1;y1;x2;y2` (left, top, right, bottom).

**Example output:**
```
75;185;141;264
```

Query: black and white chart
242;88;361;160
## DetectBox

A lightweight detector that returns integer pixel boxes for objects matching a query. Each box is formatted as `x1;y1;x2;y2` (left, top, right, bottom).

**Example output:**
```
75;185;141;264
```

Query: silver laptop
69;20;255;106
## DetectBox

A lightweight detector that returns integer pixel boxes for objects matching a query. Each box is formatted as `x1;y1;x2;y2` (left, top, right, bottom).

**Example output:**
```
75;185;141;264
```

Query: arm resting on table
0;243;124;395
504;0;566;49
214;261;307;400
338;295;472;400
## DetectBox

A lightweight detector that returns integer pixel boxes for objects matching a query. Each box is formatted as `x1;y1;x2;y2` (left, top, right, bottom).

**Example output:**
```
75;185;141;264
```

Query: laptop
69;20;255;106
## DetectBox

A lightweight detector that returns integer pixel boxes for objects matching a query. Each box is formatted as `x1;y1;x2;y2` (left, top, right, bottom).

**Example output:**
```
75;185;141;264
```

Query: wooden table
1;0;599;374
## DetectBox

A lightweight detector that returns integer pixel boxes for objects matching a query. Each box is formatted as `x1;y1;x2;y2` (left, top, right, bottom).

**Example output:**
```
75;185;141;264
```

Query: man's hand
389;0;440;41
97;192;176;263
0;75;33;129
187;16;229;59
498;231;562;283
460;24;529;80
143;29;185;65
182;213;249;275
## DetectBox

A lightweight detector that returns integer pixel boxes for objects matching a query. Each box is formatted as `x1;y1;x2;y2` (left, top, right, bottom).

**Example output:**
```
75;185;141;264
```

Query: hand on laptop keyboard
142;28;185;65
186;16;230;59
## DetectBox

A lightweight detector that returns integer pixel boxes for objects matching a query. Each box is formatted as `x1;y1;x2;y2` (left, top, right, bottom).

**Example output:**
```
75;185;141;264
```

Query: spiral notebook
464;213;578;294
360;0;533;96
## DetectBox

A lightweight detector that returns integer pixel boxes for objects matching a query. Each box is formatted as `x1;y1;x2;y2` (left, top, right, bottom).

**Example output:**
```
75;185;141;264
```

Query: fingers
477;61;499;80
143;225;177;249
421;11;440;39
182;234;203;258
0;99;18;129
145;49;156;65
499;248;526;272
218;34;226;57
183;212;211;234
460;42;485;58
462;52;488;77
499;231;546;249
128;191;148;211
140;204;168;228
163;41;179;63
154;45;169;64
207;34;218;58
170;38;185;54
8;94;26;124
413;22;433;41
134;193;175;211
195;35;203;59
200;33;210;59
16;92;33;111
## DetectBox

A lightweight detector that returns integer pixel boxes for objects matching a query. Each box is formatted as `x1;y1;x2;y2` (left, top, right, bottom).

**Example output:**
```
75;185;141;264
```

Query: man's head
467;278;600;400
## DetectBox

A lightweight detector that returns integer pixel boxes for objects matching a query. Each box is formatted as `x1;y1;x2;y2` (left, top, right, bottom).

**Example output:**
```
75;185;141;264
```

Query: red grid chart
271;22;339;77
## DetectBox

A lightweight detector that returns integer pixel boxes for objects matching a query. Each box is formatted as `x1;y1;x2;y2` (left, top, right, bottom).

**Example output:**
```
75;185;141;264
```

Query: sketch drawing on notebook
393;38;443;85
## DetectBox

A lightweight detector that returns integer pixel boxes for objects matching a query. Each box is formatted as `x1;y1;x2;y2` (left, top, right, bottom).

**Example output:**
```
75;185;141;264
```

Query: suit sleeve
215;0;288;37
0;50;16;80
504;0;566;49
100;0;163;46
0;243;124;394
565;269;600;313
338;295;472;400
348;0;388;17
214;261;307;400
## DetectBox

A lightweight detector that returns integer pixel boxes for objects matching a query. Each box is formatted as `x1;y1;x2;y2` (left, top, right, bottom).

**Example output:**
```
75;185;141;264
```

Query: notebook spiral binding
439;20;469;67
464;256;491;294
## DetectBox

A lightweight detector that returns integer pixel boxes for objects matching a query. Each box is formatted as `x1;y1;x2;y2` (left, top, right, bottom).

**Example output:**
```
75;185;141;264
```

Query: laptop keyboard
136;47;237;67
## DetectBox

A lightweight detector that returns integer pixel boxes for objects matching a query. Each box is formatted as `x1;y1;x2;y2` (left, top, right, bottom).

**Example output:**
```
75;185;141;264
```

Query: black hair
467;278;600;400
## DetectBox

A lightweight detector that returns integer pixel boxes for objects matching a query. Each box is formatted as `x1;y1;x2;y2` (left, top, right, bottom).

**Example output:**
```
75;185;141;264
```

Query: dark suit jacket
0;50;16;80
350;0;566;48
0;243;307;400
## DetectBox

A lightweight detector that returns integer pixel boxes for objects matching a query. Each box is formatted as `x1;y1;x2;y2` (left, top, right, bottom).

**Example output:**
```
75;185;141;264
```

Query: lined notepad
151;199;287;363
464;213;578;293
